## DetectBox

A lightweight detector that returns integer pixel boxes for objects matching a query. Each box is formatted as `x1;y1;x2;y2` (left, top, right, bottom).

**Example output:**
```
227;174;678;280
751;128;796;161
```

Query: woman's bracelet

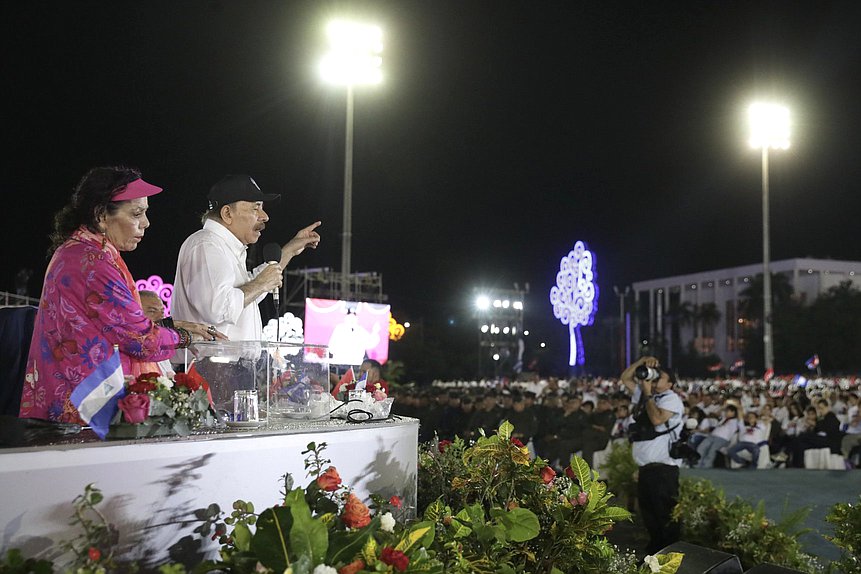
174;327;192;349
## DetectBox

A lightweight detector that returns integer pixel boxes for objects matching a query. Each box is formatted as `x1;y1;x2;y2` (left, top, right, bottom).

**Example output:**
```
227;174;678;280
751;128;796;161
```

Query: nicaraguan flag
805;354;820;371
70;351;126;439
354;372;368;391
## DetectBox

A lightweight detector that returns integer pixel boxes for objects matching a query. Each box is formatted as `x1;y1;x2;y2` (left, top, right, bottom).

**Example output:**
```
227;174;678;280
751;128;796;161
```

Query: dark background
4;1;861;374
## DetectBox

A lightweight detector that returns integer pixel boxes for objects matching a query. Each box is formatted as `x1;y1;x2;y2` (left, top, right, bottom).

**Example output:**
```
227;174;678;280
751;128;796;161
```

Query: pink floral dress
19;227;179;423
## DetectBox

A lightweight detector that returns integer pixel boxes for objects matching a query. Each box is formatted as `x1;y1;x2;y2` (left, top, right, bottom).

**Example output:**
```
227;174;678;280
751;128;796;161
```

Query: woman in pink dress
19;166;225;423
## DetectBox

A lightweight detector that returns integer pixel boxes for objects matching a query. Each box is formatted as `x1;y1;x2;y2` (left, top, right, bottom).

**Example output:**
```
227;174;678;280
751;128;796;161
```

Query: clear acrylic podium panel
187;341;330;423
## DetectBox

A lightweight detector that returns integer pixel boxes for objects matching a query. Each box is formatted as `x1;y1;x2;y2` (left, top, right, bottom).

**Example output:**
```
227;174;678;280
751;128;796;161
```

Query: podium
187;341;330;424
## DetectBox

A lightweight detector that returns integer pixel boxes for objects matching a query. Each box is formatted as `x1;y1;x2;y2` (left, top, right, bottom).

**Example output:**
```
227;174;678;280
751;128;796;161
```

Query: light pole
748;102;790;373
613;285;630;371
319;20;383;299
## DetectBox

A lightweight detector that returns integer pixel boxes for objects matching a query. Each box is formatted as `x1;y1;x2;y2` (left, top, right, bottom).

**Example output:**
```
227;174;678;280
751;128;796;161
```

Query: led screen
304;298;390;366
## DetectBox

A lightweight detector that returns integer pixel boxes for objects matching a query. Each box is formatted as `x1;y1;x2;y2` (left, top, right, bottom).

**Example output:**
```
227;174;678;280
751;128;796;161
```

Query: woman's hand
174;320;228;342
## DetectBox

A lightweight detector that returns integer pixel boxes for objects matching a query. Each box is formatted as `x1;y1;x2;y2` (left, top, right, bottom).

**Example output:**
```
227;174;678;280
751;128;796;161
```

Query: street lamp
319;20;383;299
748;102;790;373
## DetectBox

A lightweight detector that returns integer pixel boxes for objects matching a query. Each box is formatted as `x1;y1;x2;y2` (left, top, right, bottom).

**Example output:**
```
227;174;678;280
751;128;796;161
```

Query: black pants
637;463;681;554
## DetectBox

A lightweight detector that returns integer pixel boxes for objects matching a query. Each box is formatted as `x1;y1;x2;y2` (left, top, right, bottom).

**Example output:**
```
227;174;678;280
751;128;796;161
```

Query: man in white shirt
172;175;321;341
620;356;684;555
727;411;768;469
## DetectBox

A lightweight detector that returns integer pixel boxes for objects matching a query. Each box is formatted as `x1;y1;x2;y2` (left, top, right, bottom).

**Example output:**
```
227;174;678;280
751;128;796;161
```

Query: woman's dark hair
49;166;141;254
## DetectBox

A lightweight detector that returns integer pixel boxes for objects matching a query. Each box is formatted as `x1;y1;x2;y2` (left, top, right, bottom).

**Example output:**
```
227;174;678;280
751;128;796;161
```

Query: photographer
621;356;684;554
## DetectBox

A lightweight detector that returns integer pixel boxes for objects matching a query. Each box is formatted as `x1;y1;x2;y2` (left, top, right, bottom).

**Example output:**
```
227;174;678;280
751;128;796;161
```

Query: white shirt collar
203;218;247;260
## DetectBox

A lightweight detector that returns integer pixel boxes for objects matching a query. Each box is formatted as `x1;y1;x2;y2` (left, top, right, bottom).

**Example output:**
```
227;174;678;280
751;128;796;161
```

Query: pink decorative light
135;275;174;316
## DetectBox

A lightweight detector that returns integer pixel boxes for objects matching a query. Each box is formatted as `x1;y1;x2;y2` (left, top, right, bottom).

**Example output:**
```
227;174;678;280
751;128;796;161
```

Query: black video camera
669;427;701;465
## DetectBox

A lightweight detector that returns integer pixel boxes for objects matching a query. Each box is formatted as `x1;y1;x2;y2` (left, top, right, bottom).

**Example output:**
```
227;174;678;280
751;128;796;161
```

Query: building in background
631;258;861;367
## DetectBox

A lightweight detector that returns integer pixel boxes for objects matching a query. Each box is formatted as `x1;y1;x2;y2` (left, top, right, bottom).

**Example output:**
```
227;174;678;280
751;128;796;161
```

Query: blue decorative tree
549;241;598;366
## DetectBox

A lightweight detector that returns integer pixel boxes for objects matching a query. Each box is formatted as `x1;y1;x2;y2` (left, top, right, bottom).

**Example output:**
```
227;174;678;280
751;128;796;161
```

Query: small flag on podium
763;368;775;382
70;348;125;439
805;354;820;371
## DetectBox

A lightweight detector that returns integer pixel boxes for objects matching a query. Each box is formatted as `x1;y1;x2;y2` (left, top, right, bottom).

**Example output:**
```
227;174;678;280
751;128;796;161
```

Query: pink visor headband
111;178;163;201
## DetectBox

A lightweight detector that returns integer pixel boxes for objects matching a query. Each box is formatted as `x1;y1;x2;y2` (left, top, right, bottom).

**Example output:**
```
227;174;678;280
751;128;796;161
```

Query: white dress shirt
173;219;268;341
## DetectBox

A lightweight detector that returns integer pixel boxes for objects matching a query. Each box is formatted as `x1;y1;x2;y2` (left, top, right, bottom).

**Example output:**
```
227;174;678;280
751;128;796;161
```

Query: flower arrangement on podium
191;441;443;573
109;371;216;438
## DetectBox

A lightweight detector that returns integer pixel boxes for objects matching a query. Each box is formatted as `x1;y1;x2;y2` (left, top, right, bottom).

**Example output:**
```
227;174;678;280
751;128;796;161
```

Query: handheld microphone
262;242;282;310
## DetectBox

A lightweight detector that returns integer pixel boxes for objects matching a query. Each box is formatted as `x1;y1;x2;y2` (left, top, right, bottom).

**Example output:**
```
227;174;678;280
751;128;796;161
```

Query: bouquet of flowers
112;372;216;437
192;441;444;573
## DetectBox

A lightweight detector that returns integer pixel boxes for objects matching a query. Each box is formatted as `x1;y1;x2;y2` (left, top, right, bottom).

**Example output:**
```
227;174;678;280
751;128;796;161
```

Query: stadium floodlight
319;21;383;86
476;295;490;310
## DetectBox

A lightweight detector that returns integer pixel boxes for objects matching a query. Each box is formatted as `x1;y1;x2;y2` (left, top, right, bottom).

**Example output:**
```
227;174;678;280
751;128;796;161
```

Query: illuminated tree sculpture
549;240;598;366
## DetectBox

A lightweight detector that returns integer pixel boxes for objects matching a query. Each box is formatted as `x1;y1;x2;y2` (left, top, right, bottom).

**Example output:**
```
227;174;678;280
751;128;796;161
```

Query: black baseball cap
207;175;280;209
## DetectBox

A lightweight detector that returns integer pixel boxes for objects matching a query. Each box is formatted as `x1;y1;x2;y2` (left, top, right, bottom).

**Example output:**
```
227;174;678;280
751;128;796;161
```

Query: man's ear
219;204;233;223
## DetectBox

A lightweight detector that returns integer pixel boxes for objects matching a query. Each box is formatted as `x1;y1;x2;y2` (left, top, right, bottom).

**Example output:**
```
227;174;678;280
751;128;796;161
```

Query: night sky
4;1;861;358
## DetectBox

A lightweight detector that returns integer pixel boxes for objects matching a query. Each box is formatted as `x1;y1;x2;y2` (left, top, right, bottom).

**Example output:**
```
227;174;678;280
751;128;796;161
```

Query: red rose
338;559;365;574
118;393;151;424
174;372;201;391
540;466;556;484
438;439;452;453
316;466;342;492
511;438;525;448
87;547;101;562
380;547;410;572
341;493;371;529
389;495;402;508
564;466;577;480
128;380;156;394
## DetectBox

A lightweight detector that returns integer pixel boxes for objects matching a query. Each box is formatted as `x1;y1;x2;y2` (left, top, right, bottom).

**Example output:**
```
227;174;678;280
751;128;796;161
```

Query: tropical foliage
672;478;822;573
417;422;680;574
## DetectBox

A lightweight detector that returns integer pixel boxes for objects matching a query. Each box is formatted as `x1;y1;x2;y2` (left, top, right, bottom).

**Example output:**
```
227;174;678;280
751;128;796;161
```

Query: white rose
158;375;174;389
312;566;337;574
644;554;661;573
380;511;396;533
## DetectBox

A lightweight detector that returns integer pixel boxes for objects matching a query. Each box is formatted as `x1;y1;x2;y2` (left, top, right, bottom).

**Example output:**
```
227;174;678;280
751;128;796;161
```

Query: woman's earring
101;231;107;249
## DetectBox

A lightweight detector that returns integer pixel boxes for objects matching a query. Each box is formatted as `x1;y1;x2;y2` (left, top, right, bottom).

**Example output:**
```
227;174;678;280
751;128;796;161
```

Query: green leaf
251;506;294;571
570;454;592;491
290;554;313;574
603;506;633;522
500;507;540;542
232;522;252;552
655;551;684;574
326;516;380;565
450;508;473;539
285;489;328;564
424;498;447;522
550;568;565;574
395;521;434;553
497;420;514;441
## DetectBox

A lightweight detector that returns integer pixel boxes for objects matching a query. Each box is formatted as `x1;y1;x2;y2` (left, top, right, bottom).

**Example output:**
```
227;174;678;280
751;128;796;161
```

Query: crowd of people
391;375;861;471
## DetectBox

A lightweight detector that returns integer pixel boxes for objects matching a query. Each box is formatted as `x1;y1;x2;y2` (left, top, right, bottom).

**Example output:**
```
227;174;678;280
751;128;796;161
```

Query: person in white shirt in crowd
840;393;861;467
727;411;768;469
696;403;742;468
173;175;321;341
772;395;791;425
